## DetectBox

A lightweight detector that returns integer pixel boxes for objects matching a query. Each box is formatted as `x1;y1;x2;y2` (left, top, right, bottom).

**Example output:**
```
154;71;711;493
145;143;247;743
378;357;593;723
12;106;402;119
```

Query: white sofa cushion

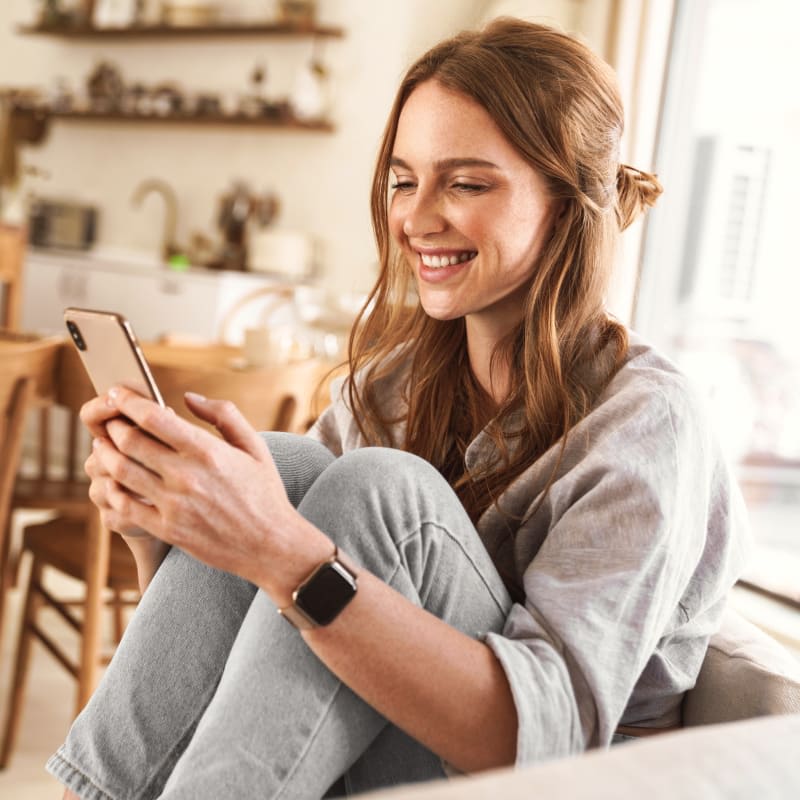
683;607;800;724
363;714;800;799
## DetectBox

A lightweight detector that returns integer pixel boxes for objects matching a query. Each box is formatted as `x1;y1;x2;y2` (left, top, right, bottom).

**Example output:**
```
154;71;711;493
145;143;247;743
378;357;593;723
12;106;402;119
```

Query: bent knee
320;447;445;495
260;432;336;507
259;431;334;464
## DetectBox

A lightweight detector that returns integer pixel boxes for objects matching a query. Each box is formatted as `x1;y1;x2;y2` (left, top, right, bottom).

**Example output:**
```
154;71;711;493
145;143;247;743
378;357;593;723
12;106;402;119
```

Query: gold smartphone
63;307;165;406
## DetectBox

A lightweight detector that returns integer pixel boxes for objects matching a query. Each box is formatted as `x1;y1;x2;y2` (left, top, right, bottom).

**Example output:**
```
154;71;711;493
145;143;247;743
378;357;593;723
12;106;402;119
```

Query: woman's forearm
302;567;518;774
121;535;171;593
250;515;518;774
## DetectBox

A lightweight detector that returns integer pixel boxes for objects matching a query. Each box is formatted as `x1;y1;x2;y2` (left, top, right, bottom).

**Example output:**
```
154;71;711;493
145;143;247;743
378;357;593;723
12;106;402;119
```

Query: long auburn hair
346;18;662;525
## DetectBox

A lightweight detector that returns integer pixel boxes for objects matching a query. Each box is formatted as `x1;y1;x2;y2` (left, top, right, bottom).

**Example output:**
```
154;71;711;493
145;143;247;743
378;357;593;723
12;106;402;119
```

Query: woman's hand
82;393;155;540
82;391;173;591
88;387;331;599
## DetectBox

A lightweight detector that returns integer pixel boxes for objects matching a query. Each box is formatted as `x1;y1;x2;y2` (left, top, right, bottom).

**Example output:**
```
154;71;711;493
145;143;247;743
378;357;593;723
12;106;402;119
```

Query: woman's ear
548;200;568;241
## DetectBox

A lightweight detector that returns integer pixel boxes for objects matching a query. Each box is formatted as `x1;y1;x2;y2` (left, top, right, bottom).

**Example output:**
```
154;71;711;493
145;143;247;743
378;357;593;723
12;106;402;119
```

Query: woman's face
388;80;556;342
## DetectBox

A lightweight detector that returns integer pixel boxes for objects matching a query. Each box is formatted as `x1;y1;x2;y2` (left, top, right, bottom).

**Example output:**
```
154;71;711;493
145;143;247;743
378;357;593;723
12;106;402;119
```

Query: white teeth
419;251;476;268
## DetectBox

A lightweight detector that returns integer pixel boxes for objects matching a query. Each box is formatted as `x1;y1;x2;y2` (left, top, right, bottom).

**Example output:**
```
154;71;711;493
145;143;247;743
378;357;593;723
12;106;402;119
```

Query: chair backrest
147;350;330;437
0;224;26;330
47;341;101;482
683;606;800;725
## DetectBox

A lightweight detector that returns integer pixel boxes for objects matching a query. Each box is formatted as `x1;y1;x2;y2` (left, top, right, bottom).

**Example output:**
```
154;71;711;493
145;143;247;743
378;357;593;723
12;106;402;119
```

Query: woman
51;17;749;800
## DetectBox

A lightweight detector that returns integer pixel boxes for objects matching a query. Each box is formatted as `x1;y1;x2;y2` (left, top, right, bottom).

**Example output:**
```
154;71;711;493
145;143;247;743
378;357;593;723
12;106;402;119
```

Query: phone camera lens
66;321;87;351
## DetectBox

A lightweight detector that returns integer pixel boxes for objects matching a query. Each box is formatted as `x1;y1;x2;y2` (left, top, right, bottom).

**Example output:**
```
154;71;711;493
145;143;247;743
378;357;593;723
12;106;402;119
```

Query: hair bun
616;164;663;231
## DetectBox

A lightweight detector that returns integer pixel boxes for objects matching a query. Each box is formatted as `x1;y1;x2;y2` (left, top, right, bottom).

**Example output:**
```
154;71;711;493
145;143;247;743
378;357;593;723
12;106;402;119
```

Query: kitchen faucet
130;178;181;264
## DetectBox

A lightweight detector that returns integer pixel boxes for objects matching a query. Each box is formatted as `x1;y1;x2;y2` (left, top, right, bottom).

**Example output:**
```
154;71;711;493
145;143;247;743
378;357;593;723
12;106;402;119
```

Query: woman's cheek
387;206;404;245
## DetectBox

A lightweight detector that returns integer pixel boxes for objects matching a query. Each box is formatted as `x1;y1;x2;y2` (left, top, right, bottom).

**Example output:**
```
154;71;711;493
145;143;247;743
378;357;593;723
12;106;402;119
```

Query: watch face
296;560;357;626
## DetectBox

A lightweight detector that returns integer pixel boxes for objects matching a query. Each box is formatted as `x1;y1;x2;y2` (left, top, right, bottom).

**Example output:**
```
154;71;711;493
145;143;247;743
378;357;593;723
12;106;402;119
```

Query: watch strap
278;546;357;630
277;600;318;630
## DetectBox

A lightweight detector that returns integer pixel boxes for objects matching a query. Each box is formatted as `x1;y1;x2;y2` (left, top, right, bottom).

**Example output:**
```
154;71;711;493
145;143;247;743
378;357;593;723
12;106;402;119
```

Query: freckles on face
387;80;554;333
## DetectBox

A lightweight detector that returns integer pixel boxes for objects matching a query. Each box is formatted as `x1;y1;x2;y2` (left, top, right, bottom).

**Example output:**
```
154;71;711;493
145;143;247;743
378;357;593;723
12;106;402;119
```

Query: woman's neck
466;326;511;406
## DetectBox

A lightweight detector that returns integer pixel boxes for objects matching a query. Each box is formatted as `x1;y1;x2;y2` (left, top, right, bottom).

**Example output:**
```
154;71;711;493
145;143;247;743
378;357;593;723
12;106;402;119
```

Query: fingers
183;392;270;460
105;386;269;464
80;394;122;438
105;416;176;468
101;479;161;536
87;471;113;511
86;449;158;537
104;386;208;454
91;436;162;502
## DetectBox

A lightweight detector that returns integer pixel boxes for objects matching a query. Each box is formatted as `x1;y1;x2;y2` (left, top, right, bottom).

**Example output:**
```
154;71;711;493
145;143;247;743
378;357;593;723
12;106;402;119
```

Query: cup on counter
243;326;273;368
247;229;313;279
242;325;298;368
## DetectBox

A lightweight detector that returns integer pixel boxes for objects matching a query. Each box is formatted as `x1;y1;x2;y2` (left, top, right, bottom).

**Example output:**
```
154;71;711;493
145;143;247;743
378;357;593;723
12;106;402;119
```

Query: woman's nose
402;190;446;238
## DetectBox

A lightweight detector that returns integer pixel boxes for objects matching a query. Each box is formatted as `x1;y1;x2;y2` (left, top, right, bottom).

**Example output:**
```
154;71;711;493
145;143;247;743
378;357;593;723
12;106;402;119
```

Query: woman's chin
420;304;462;322
417;291;464;322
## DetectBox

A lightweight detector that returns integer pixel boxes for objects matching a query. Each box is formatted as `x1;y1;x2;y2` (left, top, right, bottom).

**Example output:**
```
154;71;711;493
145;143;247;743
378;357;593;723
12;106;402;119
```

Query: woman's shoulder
571;329;723;464
603;330;703;418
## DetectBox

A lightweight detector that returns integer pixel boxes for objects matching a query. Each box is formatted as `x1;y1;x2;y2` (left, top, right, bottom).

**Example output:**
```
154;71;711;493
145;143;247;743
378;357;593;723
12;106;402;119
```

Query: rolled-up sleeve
485;380;750;765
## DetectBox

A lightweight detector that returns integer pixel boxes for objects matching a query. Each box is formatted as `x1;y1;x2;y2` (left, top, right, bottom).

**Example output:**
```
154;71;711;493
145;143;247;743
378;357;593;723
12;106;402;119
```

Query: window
634;0;800;624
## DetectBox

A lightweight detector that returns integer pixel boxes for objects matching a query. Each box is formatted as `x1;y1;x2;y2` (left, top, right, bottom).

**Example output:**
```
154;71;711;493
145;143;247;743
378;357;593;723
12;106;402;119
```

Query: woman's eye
452;182;488;194
390;180;416;192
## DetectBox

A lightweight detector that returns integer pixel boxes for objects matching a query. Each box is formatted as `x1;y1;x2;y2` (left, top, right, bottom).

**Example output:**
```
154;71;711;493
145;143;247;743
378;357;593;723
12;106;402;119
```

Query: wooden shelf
18;22;344;40
11;105;334;132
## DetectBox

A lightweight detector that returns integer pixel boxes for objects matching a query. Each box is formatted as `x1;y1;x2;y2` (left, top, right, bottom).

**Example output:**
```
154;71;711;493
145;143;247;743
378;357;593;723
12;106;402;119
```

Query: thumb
183;392;270;460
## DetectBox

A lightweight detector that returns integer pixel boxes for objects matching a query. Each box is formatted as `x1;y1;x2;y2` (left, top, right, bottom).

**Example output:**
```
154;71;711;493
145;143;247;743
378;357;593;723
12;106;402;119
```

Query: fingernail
185;391;206;403
93;438;103;449
106;387;119;407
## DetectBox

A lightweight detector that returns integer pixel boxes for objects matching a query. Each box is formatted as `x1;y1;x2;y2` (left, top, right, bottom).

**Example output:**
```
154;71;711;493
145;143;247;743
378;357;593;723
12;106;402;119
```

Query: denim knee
296;445;511;636
300;446;458;533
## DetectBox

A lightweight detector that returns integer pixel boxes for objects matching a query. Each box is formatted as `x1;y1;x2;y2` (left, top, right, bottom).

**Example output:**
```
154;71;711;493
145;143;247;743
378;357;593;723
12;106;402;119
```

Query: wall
1;0;616;302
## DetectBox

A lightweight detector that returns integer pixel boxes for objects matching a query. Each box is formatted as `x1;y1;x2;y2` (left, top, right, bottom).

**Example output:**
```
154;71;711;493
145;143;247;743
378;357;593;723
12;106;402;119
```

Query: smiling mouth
418;251;477;269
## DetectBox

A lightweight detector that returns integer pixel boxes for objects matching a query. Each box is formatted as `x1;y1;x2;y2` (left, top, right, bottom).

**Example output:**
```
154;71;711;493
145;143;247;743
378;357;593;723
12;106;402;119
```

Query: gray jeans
46;433;512;799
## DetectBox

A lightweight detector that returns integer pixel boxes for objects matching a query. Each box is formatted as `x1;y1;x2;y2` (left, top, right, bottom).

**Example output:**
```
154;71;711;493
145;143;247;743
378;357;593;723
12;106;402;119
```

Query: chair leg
76;513;110;715
0;520;11;651
0;559;44;769
112;589;126;645
0;516;27;651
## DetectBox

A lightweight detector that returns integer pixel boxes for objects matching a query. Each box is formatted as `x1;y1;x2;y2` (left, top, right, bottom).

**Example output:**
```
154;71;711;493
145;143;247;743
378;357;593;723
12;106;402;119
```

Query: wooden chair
0;342;140;768
0;224;26;330
3;341;99;562
0;341;330;768
0;349;37;657
1;334;95;640
0;331;61;643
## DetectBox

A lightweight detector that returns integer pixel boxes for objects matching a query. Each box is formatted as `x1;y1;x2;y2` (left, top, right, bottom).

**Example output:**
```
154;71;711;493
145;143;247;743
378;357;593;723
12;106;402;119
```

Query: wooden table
53;336;335;436
143;341;335;435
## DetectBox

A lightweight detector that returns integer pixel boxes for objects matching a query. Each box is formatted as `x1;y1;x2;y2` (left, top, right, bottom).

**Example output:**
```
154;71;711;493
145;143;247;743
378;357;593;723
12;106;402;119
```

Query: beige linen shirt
307;333;751;765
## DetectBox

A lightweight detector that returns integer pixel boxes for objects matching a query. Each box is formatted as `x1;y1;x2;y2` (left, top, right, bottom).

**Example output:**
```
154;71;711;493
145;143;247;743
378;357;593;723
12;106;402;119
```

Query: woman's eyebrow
389;156;501;171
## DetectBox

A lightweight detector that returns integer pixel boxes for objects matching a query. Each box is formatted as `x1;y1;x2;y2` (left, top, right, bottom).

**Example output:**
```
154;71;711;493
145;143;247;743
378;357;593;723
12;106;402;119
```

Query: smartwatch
279;547;358;630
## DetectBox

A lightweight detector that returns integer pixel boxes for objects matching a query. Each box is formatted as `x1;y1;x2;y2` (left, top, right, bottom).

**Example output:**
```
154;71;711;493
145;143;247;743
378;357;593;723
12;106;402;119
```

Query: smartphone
63;307;165;407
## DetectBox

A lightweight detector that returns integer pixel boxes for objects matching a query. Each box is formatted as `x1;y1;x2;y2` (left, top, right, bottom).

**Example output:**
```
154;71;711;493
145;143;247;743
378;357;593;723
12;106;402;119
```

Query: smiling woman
47;17;749;800
389;83;556;364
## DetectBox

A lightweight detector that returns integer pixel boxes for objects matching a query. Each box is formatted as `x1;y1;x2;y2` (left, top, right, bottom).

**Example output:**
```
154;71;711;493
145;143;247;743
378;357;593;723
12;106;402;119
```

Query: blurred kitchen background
0;0;798;796
0;0;668;348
